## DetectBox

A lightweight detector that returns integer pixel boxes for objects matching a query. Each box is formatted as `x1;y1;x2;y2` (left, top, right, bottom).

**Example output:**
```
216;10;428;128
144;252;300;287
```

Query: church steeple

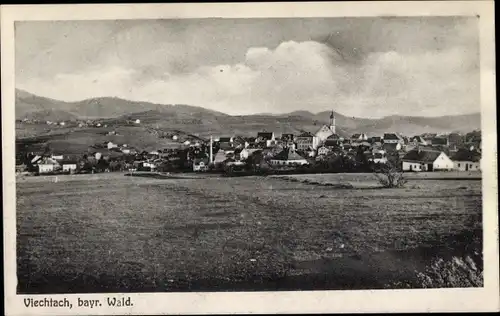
329;110;336;134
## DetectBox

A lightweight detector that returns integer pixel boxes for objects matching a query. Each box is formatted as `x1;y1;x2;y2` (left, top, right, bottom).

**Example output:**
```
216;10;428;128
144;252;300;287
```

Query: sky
15;17;481;118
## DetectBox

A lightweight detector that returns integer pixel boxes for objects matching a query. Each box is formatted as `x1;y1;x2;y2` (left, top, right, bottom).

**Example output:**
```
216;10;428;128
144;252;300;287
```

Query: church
296;111;338;150
315;111;337;142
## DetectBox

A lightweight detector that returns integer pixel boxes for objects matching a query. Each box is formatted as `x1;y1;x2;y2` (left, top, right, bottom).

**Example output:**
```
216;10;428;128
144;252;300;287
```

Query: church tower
329;110;336;134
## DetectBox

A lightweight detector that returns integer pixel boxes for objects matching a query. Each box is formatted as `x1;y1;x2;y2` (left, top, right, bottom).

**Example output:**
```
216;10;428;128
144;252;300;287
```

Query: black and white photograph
2;1;498;315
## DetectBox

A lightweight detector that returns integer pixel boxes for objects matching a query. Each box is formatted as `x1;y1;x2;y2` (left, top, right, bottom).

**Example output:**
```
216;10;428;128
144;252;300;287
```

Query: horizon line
16;88;481;120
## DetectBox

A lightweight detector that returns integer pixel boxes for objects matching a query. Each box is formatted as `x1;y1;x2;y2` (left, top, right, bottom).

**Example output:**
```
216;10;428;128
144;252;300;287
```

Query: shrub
415;256;483;288
373;161;407;188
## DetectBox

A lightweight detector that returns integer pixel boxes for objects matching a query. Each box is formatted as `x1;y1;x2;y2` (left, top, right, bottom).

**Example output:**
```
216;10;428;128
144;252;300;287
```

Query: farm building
383;133;404;145
37;157;60;174
61;160;78;173
270;149;308;166
401;149;454;172
451;149;481;171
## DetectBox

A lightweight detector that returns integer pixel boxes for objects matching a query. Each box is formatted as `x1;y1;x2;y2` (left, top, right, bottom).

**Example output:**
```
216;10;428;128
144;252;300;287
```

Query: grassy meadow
16;172;482;293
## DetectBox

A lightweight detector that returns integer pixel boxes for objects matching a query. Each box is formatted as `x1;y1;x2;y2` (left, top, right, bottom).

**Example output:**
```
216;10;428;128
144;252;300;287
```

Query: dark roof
61;160;78;164
451;149;481;162
371;136;382;142
383;133;403;140
257;132;274;140
402;149;443;163
351;134;361;139
327;134;341;140
272;149;306;161
219;137;232;143
297;132;315;137
432;137;448;145
324;139;341;147
219;142;233;150
383;143;401;152
281;133;295;141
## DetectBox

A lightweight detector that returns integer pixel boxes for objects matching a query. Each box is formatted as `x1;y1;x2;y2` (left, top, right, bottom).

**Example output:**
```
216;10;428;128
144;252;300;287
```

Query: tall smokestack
209;135;213;163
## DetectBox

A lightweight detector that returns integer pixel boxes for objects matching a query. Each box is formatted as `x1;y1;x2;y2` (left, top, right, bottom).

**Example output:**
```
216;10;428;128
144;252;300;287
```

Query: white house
172;135;179;141
62;162;78;173
402;149;454;172
183;140;191;146
143;162;157;170
240;148;261;160
451;149;481;172
38;164;55;174
107;141;118;149
193;159;209;172
51;154;64;160
135;119;141;124
37;158;60;174
270;149;308;166
59;121;66;126
371;148;387;164
317;146;330;156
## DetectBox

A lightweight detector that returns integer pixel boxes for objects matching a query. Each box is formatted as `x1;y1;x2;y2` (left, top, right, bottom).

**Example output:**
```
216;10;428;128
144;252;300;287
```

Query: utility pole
209;135;213;163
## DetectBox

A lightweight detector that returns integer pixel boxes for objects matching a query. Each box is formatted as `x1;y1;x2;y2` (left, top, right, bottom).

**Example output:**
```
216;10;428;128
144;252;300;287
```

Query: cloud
17;39;479;118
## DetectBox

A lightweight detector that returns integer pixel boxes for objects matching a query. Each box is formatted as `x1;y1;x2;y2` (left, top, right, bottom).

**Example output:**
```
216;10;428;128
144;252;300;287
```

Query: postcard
1;1;498;314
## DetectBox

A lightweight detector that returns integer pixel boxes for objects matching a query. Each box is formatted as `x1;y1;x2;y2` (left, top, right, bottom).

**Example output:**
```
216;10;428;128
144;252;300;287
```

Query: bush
415;256;483;288
373;161;407;188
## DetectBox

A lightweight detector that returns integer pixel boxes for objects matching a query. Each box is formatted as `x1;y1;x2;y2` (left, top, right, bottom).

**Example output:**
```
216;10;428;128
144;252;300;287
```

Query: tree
373;158;407;188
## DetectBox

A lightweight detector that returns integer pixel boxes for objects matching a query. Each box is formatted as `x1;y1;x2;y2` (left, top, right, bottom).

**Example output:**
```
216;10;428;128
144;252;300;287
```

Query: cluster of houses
194;112;482;173
19;118;142;128
18;111;482;175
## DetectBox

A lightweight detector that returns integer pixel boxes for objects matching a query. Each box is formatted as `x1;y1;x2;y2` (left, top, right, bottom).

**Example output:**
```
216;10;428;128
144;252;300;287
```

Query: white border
2;1;498;314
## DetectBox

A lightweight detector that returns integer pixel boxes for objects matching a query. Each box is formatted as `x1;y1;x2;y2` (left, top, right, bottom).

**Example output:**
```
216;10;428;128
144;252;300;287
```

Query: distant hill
15;89;228;121
16;89;481;138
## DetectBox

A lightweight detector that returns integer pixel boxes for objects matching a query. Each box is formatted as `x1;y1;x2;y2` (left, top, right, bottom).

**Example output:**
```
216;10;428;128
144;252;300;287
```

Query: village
16;112;482;176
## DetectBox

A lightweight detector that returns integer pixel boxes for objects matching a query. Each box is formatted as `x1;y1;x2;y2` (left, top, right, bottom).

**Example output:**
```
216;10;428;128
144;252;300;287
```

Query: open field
16;172;482;293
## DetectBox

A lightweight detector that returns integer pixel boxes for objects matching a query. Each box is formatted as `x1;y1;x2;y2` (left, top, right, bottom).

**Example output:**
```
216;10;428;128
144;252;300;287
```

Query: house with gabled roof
37;157;60;174
270;148;308;166
451;149;481;171
296;131;319;150
431;136;449;147
352;133;368;142
383;133;404;145
402;148;453;172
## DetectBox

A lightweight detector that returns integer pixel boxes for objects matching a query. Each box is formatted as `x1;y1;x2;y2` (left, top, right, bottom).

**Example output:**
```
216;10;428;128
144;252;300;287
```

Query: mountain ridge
16;89;481;136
